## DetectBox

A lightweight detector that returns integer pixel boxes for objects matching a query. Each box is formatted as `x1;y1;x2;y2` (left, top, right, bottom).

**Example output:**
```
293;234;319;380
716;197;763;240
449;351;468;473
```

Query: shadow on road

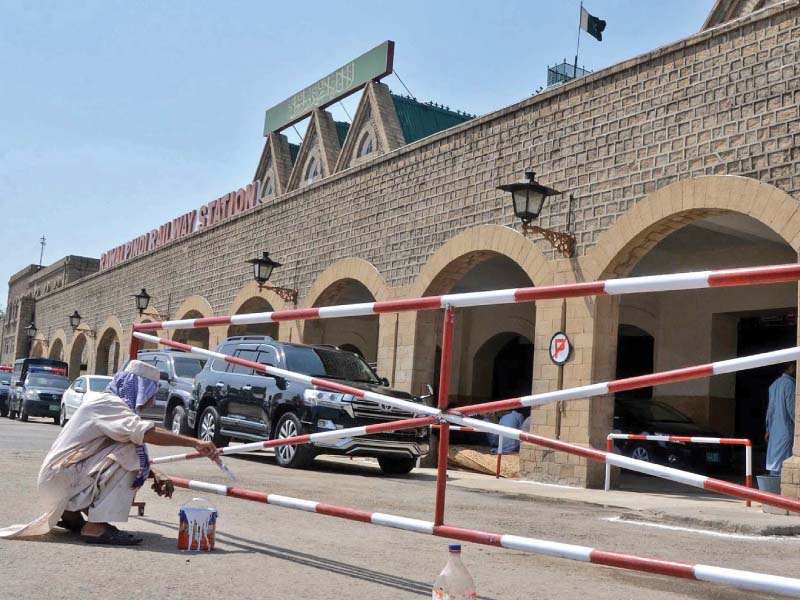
140;517;499;599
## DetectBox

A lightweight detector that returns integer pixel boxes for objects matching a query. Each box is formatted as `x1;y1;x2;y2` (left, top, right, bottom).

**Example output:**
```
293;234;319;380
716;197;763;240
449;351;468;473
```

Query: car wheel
169;405;189;435
0;405;7;418
59;405;67;427
274;412;314;469
630;445;651;462
197;405;229;447
378;457;417;475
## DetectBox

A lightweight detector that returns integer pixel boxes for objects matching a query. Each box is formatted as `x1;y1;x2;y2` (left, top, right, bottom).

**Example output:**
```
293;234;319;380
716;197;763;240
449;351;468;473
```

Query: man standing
0;360;218;545
766;362;796;476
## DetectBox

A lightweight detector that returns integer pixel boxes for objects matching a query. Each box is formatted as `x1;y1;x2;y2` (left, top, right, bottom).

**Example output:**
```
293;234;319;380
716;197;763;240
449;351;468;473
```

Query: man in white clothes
0;360;218;545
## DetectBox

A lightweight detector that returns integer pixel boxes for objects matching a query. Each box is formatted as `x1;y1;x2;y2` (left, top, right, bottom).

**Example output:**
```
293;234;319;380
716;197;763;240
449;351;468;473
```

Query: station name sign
263;40;394;135
99;180;261;271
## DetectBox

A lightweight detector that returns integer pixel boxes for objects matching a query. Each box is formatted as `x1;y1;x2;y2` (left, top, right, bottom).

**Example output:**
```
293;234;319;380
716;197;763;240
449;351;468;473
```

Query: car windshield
26;375;70;389
0;373;10;384
620;401;692;423
88;377;112;392
284;346;379;384
173;356;206;378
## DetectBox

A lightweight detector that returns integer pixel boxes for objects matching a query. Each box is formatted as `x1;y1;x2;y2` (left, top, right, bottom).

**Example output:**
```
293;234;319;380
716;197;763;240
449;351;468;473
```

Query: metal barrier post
605;437;613;491
129;325;140;362
745;441;753;508
495;435;504;479
434;305;455;526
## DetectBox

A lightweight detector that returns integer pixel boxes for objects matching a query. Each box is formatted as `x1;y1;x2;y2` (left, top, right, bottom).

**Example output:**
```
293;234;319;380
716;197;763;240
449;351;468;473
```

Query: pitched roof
390;95;474;144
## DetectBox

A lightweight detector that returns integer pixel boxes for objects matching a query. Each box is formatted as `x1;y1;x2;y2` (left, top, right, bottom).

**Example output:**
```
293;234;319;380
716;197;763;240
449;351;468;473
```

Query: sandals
56;517;86;533
82;526;143;546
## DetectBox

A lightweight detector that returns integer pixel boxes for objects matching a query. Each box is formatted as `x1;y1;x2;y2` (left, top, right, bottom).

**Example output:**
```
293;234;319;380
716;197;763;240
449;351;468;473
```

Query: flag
580;6;606;41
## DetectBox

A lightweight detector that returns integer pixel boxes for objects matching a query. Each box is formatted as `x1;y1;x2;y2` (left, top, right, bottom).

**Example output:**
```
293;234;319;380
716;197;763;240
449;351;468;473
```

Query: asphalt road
0;416;798;600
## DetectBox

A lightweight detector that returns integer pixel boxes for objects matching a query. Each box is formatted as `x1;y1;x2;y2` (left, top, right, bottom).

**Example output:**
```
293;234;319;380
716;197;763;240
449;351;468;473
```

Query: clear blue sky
0;0;713;308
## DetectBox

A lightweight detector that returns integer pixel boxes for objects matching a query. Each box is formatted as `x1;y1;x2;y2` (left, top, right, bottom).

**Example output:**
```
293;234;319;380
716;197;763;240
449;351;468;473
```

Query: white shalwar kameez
0;393;154;539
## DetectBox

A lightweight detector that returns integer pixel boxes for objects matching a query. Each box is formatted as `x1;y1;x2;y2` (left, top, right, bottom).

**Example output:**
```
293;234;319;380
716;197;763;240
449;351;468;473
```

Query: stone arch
30;339;45;358
95;316;124;376
49;329;67;361
69;333;89;380
406;225;544;405
133;310;164;351
225;281;282;339
471;330;535;403
578;175;800;487
172;295;214;349
302;259;389;367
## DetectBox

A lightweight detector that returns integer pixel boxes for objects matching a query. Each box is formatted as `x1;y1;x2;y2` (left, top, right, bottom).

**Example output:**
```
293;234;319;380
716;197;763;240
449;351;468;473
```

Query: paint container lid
449;544;461;553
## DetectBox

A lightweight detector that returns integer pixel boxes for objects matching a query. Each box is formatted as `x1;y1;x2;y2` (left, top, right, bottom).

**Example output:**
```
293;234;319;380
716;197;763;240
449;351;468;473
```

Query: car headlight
304;389;349;404
24;390;38;400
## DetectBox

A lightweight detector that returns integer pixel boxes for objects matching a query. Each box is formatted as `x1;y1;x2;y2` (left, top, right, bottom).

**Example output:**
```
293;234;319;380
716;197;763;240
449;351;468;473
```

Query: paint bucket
756;474;781;495
178;497;217;551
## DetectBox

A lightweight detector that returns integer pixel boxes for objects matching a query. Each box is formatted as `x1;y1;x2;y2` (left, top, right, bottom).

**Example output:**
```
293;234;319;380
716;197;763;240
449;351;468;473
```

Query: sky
0;0;713;308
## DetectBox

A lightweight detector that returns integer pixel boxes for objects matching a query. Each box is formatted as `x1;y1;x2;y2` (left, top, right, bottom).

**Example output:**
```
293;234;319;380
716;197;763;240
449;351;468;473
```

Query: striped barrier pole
131;263;800;333
444;414;800;514
604;434;753;506
167;475;800;598
495;436;503;479
451;345;800;416
151;416;437;465
132;332;440;418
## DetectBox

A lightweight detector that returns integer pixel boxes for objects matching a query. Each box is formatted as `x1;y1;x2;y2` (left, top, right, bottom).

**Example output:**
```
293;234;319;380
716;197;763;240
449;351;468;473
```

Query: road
0;416;798;600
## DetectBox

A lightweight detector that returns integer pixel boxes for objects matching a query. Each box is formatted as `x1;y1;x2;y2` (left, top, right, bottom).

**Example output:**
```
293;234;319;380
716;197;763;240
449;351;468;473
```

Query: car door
66;377;86;417
224;346;261;428
255;346;281;431
149;356;171;421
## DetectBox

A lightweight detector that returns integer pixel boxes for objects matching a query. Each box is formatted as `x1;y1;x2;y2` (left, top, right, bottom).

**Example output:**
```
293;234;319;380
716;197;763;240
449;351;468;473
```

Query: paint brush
217;460;236;482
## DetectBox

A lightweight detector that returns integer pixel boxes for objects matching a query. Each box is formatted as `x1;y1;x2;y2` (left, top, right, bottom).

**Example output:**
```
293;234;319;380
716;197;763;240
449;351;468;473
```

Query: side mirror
15;381;23;387
380;377;390;387
159;371;170;381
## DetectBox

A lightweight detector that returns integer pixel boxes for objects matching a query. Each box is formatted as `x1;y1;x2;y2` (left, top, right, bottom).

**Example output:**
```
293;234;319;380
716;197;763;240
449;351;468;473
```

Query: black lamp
68;310;82;331
25;322;37;339
133;288;151;315
497;171;576;258
246;252;298;304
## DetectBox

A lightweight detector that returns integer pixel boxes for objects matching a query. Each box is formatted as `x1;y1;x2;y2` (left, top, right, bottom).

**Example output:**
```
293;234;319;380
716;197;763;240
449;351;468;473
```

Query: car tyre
274;412;314;469
197;405;229;447
630;445;651;462
378;456;416;475
19;405;28;422
59;405;67;427
168;404;189;436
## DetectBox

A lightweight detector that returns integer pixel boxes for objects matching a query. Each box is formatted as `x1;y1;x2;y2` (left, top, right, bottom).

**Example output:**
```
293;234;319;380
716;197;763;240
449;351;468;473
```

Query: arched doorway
69;334;88;380
413;253;536;409
96;328;122;376
472;332;535;402
136;320;159;351
227;297;278;339
49;338;65;362
172;310;210;349
30;341;44;358
304;279;379;366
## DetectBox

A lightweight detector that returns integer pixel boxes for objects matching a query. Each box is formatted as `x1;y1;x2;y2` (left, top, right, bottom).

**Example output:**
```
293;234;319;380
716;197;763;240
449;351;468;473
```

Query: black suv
189;336;430;474
135;350;207;434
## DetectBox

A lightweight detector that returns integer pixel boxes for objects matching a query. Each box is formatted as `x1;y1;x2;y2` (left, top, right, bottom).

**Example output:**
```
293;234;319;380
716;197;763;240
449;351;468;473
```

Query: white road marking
604;516;800;542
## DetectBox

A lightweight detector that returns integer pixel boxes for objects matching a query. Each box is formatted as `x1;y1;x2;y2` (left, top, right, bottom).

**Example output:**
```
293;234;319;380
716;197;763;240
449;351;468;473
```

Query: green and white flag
580;6;606;41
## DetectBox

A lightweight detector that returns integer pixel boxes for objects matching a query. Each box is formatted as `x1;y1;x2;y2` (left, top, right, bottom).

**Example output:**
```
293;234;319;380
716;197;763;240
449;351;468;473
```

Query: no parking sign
549;332;572;365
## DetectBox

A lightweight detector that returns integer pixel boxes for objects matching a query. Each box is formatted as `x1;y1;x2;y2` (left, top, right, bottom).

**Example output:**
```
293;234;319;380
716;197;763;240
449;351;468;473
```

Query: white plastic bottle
432;544;477;600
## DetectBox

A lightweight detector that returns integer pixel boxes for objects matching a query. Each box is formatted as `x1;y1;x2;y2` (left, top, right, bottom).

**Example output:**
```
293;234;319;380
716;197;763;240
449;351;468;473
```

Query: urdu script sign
263;40;394;135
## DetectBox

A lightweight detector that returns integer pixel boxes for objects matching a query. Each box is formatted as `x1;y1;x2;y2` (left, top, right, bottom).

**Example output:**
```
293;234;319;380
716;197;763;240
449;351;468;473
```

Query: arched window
262;176;274;198
357;130;375;158
305;156;321;184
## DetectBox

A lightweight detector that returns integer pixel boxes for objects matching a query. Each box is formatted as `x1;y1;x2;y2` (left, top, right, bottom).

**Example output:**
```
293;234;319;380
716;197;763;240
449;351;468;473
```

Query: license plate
706;451;720;463
50;404;59;411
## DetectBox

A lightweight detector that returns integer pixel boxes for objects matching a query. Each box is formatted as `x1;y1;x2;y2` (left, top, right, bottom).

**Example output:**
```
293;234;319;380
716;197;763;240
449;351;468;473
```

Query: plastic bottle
432;544;477;600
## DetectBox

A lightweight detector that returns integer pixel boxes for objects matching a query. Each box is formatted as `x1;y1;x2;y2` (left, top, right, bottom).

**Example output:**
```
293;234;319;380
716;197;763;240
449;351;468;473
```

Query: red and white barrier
152;415;436;465
133;332;440;418
444;413;800;514
605;434;753;506
453;345;800;416
132;263;800;332
167;476;800;598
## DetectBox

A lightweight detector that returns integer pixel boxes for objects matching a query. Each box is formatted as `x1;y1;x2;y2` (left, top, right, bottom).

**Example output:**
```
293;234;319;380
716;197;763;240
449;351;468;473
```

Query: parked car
59;375;113;426
8;363;70;423
0;368;11;417
612;398;732;472
189;336;430;474
135;349;207;434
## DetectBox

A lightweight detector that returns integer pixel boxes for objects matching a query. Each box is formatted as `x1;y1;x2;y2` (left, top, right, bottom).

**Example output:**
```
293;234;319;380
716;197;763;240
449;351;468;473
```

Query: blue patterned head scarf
105;370;159;488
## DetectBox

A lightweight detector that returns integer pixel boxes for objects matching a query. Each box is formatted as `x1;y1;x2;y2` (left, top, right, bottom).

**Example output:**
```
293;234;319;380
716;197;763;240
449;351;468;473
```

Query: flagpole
574;0;583;79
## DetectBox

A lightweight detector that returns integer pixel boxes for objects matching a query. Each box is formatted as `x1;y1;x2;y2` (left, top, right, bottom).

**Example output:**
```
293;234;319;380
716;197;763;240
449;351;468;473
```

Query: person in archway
0;360;219;545
487;408;531;454
766;362;796;476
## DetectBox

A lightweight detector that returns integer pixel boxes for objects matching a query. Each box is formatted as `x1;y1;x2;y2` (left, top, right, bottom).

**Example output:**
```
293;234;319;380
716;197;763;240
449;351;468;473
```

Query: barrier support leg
434;305;455;526
746;442;753;508
129;328;140;362
605;438;613;492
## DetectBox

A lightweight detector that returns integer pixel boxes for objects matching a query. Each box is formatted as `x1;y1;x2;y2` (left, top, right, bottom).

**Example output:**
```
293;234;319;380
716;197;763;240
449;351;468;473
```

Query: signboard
99;180;261;271
549;332;572;365
263;40;394;135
